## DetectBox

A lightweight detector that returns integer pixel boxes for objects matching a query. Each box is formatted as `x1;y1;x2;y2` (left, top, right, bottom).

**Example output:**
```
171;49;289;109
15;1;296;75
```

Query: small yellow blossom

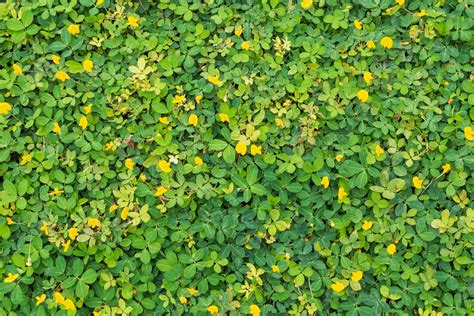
84;104;92;114
363;72;373;85
208;75;222;85
356;89;369;102
20;153;33;165
54;291;65;304
128;16;139;28
194;156;203;166
172;94;186;105
187;288;199;296
4;273;19;283
387;243;397;255
52;55;61;64
351;271;363;282
195;95;203;104
335;155;343;162
87;218;101;228
396;0;405;5
121;207;129;220
271;265;280;273
331;281;346;293
250;144;262;156
301;0;313;9
249;304;260;316
62;240;71;252
208;305;219;315
155;186;167;197
464;126;473;141
235;142;247;155
109;204;118;212
354;20;362;30
188;114;198;127
40;221;49;235
83;59;94;72
36;294;46;306
241;41;250;50
218;113;229;123
412;176;423;189
63;299;75;311
13;63;23;75
79;116;88;129
320;176;330;189
367;40;376;49
68;228;79;240
67;24;80;35
96;0;104;5
338;187;347;201
125;158;134;170
0;102;12;115
159;117;169;124
234;26;243;37
375;144;384;156
380;36;393;49
416;10;428;17
362;220;373;231
6;217;14;225
48;187;64;196
55;71;70;82
179;296;187;304
53;122;61;135
442;163;451;174
159;160;172;173
275;118;284;127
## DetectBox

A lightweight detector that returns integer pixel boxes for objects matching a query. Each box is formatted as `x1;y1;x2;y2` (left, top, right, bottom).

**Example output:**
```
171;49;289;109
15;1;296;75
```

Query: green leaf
6;20;24;31
81;269;98;284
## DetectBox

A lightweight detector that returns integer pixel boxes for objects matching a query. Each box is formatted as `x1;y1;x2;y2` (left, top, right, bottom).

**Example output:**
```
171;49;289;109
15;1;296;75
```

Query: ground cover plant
0;0;473;315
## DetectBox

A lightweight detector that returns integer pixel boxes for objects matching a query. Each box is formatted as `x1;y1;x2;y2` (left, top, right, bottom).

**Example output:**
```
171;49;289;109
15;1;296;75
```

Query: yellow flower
172;94;186;105
335;154;343;162
285;253;291;260
464;126;474;141
55;71;70;82
20;153;33;165
159;117;169;124
249;304;260;316
271;265;280;273
361;220;373;231
241;41;250;50
179;296;187;304
54;291;65;304
159;160;172;173
109;204;118;212
351;271;363;282
4;273;19;283
13;63;23;75
125;158;134;170
356;89;369;102
235;142;247;155
67;24;80;35
52;55;61;64
40;221;49;235
62;239;71;252
301;0;313;9
218;113;229;123
338;187;347;201
68;227;79;240
155;186;167;197
6;217;14;225
53;122;61;135
387;243;397;255
250;144;262;156
208;305;219;315
395;0;405;5
320;176;330;189
380;36;393;49
195;95;203;104
0;102;12;115
128;16;139;28
412;176;423;189
375;144;384;156
63;299;75;311
87;218;101;228
275;118;284;127
363;72;373;85
194;156;203;166
367;40;376;49
234;26;243;37
121;207;129;220
96;0;104;5
84;103;92;114
354;20;362;30
187;288;199;296
48;187;64;196
331;281;346;293
36;293;46;306
83;59;94;72
188;114;198;127
416;10;428;17
442;163;451;174
79;116;88;129
208;75;222;85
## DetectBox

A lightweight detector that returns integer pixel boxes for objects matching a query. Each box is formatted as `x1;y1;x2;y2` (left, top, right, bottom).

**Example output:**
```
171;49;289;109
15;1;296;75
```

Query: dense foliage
0;0;473;315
